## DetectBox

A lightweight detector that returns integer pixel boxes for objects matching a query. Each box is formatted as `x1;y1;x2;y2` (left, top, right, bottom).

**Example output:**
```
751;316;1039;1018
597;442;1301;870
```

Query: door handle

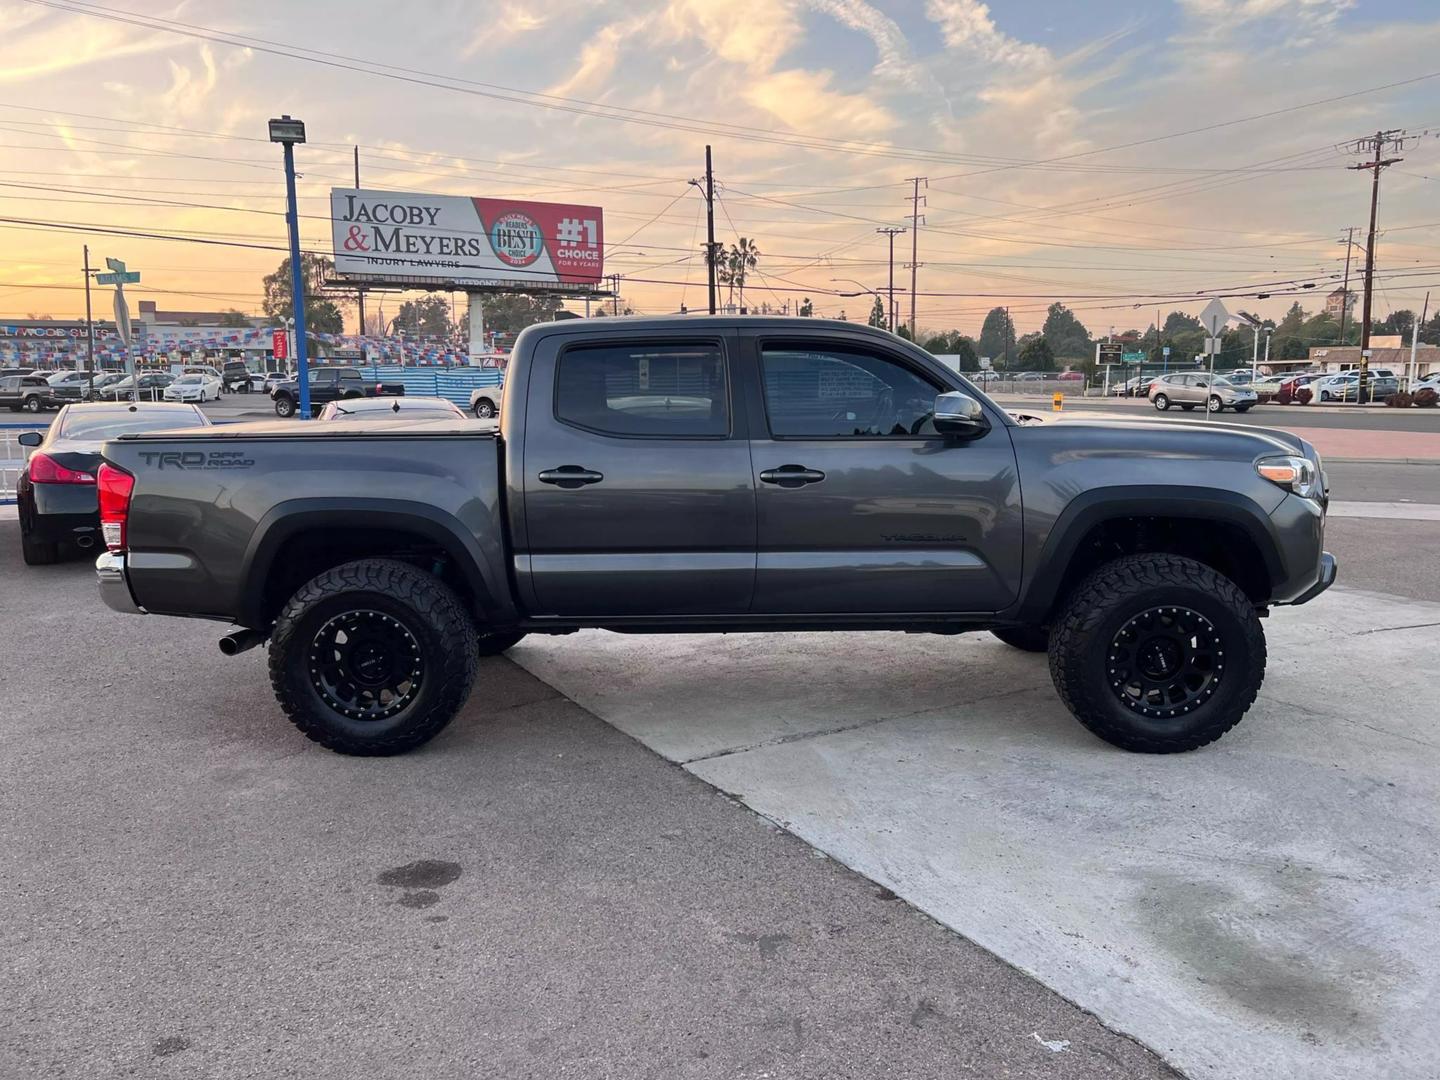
538;465;604;488
759;464;826;488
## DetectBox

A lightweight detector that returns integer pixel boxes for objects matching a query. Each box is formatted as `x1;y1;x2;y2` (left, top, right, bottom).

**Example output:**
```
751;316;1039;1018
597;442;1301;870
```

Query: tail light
28;453;96;485
97;463;135;552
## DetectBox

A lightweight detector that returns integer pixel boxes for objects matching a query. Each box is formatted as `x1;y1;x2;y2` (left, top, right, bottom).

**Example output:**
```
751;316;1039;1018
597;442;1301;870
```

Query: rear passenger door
519;331;756;616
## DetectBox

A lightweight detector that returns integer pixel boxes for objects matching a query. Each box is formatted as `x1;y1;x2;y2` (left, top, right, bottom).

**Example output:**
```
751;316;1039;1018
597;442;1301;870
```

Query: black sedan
16;401;210;565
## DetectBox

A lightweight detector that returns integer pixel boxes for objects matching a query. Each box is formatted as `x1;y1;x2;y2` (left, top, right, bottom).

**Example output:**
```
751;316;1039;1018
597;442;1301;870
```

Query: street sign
105;257;127;273
272;329;289;359
1122;351;1146;363
95;271;140;285
1205;336;1222;355
1199;298;1230;338
1162;346;1171;357
979;357;991;369
1097;341;1123;361
112;288;132;347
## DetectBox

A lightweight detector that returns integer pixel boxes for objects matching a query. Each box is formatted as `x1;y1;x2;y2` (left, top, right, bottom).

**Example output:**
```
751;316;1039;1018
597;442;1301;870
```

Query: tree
720;237;761;310
798;297;814;317
1040;302;1091;360
921;333;980;371
1277;302;1306;336
1018;336;1056;372
1375;309;1416;337
392;295;453;338
1163;310;1203;336
218;309;251;328
978;307;1015;367
473;292;566;333
867;295;886;328
262;254;346;334
895;324;913;341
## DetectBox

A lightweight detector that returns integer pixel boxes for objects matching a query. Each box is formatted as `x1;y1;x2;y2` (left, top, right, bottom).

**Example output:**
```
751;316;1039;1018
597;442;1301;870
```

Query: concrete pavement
510;584;1440;1080
0;524;1176;1080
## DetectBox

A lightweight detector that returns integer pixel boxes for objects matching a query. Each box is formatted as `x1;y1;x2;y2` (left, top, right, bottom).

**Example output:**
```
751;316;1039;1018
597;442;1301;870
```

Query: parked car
1411;373;1440;394
0;366;37;378
221;360;255;393
1110;376;1149;396
45;369;90;406
270;367;405;418
16;401;209;564
163;372;223;403
1333;375;1398;402
1057;371;1084;382
96;316;1334;758
972;370;1002;384
84;372;131;400
0;374;56;413
1148;372;1258;413
99;372;174;401
470;387;501;419
317;395;466;421
262;369;295;394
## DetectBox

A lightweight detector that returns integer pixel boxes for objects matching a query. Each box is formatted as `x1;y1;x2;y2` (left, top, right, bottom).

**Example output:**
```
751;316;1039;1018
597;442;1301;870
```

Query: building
1308;344;1439;378
136;301;266;328
1324;288;1355;322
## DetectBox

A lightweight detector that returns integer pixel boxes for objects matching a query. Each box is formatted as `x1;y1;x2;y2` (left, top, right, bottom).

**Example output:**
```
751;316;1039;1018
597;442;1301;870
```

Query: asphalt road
0;523;1176;1080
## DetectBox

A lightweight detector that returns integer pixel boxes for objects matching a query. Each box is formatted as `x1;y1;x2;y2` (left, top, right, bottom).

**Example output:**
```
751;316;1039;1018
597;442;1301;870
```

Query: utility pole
1336;226;1357;345
82;244;95;398
1003;306;1011;369
876;227;905;334
1409;291;1430;388
904;177;926;337
354;146;367;356
688;146;719;314
1346;129;1407;403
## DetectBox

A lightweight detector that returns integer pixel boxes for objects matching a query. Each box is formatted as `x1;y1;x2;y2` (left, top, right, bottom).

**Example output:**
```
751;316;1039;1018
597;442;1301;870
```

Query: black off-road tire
991;626;1049;652
1048;554;1265;753
476;629;525;656
268;558;479;756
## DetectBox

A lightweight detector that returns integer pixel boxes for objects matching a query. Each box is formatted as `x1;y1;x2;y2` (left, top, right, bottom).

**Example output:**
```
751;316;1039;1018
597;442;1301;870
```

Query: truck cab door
518;330;756;616
740;330;1022;614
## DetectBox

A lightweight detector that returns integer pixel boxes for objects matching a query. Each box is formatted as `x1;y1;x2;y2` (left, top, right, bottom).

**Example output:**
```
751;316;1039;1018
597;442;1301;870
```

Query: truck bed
102;418;507;625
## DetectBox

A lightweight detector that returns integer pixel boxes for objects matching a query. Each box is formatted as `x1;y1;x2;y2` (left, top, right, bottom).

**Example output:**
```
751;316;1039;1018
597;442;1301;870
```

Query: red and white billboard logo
272;329;288;359
489;212;544;267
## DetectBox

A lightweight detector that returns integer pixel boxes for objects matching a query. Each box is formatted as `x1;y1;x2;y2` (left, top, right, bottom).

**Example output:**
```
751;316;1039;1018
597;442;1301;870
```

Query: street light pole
269;115;311;419
82;244;95;398
876;227;905;334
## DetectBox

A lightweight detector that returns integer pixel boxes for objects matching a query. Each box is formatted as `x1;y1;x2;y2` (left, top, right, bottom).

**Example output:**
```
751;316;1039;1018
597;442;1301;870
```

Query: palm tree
727;237;761;311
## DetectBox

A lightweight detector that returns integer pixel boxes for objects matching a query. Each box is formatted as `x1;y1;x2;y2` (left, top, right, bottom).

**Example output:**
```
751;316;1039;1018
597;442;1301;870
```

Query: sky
2;0;1439;340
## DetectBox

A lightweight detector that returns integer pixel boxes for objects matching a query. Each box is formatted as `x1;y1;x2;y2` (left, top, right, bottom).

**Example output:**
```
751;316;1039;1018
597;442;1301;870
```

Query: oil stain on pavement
377;859;462;909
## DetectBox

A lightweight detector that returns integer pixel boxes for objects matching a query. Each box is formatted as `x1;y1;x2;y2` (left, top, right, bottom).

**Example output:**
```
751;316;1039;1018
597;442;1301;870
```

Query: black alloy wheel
1105;606;1221;720
308;609;424;722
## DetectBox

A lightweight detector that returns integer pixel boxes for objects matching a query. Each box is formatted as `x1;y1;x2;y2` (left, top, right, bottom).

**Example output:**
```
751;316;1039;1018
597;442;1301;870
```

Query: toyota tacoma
94;317;1335;756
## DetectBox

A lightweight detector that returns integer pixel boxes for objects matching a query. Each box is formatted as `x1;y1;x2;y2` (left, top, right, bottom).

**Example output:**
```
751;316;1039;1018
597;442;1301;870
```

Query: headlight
1256;454;1323;500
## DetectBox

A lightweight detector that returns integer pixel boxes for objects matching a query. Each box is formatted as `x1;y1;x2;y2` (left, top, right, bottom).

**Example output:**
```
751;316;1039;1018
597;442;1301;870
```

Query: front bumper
96;552;144;614
1288;551;1337;606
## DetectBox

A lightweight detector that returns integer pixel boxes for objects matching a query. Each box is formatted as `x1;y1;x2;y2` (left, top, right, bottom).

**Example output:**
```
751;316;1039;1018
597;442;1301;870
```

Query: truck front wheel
1048;553;1265;753
274;395;296;418
268;558;479;756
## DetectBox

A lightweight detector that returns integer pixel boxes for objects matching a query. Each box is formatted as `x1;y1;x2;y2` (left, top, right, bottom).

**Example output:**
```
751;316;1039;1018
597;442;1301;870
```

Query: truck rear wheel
268;558;479;756
1048;553;1265;753
274;395;296;418
990;626;1049;652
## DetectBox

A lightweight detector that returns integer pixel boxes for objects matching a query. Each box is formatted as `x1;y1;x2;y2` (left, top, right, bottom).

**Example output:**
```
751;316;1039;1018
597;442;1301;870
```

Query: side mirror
17;431;43;447
933;391;990;438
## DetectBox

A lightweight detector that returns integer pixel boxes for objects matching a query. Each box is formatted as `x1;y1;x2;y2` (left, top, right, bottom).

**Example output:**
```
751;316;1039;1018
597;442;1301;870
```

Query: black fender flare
1011;486;1286;624
236;498;514;629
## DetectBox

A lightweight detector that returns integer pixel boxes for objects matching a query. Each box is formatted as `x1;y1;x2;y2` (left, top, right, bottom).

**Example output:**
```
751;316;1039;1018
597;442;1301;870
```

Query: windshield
173;375;202;384
60;409;205;440
1210;377;1234;387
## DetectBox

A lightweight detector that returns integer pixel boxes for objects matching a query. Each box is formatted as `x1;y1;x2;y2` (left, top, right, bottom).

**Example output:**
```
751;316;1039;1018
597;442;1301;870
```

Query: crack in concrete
681;684;1050;765
1349;620;1440;637
1270;696;1440;751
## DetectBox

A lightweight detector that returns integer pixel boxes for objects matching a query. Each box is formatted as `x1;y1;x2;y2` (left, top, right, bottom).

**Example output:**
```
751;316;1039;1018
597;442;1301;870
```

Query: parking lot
1;455;1436;1079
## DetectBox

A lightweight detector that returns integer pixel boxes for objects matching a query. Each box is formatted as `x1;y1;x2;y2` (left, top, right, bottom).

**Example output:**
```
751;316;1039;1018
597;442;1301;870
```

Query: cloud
925;0;1051;68
0;2;175;83
804;0;933;92
1174;0;1356;44
662;0;803;72
743;67;895;134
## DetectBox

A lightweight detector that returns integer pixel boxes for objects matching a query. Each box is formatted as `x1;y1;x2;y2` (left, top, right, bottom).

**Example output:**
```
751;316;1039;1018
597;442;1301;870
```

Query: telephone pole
82;244;96;397
1346;129;1407;401
904;177;926;337
876;227;906;334
1336;226;1358;344
688;146;718;314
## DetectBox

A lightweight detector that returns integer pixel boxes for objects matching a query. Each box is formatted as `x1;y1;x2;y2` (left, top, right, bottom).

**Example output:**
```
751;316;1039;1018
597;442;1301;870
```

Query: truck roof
521;315;901;341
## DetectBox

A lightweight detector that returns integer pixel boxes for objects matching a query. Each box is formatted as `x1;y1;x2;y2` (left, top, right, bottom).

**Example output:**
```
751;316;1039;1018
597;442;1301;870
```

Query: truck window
555;343;728;437
760;345;940;438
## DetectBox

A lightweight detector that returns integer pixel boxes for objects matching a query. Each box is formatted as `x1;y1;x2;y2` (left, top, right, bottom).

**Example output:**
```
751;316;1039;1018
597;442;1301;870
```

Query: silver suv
1149;372;1258;414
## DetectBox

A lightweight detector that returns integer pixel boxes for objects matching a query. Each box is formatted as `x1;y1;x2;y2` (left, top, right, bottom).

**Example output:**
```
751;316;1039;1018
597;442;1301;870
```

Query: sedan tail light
28;453;96;484
97;463;135;552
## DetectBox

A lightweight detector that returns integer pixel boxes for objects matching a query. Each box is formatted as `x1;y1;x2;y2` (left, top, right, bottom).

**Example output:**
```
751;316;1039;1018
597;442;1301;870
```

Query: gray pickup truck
94;317;1335;757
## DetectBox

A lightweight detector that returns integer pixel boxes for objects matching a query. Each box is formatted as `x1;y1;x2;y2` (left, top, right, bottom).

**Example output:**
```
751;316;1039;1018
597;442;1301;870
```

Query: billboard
330;188;603;292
